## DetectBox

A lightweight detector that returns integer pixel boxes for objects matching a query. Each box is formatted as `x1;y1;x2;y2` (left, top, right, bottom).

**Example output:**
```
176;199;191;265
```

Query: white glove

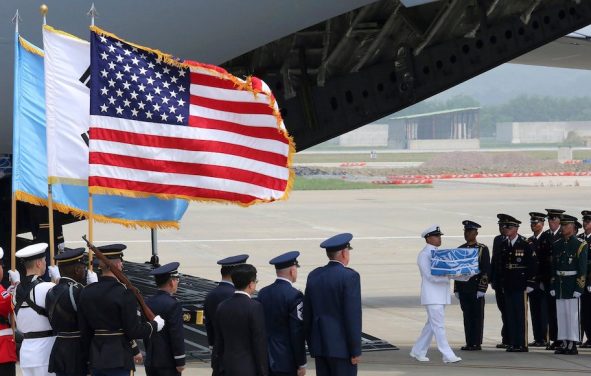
6;285;16;295
454;292;460;299
8;270;20;285
57;242;65;252
86;270;98;284
539;282;545;291
48;265;61;281
550;290;556;297
525;287;534;294
153;315;165;332
587;286;591;293
574;291;582;299
477;291;486;299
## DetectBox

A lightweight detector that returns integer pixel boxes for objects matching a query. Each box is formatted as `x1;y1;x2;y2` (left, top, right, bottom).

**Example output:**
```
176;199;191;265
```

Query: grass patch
293;177;431;190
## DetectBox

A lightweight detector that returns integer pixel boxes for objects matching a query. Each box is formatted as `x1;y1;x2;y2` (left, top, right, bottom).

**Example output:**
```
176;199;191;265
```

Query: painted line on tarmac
68;234;500;244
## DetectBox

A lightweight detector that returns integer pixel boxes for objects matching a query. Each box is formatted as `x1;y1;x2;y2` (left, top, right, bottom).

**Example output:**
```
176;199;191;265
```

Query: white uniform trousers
411;304;457;361
20;366;55;376
556;298;580;341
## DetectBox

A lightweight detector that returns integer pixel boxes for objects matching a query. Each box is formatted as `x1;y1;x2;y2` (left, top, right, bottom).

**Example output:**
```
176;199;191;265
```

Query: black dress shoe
529;341;547;347
565;345;578;355
581;341;591;348
472;345;482;351
547;341;561;350
554;347;566;354
505;346;514;352
496;343;508;349
511;346;528;352
461;345;473;351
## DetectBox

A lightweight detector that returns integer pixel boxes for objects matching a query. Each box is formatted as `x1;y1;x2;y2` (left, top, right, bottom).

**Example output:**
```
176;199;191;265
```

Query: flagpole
10;9;20;273
87;3;97;271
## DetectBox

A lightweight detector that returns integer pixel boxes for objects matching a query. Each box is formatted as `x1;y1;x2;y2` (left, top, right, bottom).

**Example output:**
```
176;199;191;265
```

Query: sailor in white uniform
13;243;58;376
410;225;462;364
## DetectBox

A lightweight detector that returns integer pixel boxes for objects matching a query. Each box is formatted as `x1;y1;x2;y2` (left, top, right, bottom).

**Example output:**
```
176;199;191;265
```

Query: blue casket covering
431;248;479;276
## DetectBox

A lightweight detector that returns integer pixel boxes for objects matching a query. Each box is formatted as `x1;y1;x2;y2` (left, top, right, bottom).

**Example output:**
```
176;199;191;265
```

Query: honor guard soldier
78;244;165;376
13;243;56;376
579;210;591;347
550;215;588;355
490;214;510;348
0;247;17;376
46;248;92;376
527;212;549;347
454;221;490;351
500;215;537;352
304;233;362;376
214;264;268;376
258;251;307;376
204;254;249;376
540;208;565;350
145;262;186;376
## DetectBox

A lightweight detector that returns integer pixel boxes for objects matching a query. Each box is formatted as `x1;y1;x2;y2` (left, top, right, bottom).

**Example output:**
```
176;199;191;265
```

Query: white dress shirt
418;244;451;305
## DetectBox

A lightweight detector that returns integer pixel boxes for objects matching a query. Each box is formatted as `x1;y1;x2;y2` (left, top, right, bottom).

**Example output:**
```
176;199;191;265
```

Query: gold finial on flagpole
40;4;48;25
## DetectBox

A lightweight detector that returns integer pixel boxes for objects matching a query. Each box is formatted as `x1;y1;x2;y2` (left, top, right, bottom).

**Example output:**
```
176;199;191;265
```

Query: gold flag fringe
18;36;44;57
15;190;179;230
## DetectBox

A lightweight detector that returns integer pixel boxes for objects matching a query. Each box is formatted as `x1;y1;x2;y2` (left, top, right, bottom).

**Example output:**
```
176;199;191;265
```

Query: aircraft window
505;30;513;39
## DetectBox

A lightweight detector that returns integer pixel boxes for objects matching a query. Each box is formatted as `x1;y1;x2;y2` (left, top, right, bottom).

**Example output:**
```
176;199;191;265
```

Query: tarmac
18;176;591;375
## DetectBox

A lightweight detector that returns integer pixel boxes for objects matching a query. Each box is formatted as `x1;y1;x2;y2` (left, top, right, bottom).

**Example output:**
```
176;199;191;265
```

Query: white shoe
443;355;462;363
410;352;430;362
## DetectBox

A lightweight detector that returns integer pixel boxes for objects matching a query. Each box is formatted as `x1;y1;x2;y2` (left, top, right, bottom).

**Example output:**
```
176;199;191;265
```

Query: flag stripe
190;71;242;91
190;83;272;104
188;116;288;143
189;94;273;115
189;103;278;128
90;164;286;198
91;127;289;169
90;152;288;191
91;176;260;204
91;116;289;155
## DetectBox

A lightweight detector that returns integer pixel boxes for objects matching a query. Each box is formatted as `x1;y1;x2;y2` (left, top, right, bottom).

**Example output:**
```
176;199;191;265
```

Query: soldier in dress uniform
540;208;565;350
46;247;97;376
527;212;549;347
144;262;186;376
0;247;17;376
304;233;362;375
500;215;537;352
78;244;165;376
257;251;307;376
490;214;510;348
454;220;490;351
12;243;56;376
578;210;591;348
204;254;249;376
214;264;268;376
551;215;588;355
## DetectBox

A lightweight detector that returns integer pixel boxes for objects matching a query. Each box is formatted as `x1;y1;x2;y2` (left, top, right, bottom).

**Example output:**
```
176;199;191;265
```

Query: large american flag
88;28;293;205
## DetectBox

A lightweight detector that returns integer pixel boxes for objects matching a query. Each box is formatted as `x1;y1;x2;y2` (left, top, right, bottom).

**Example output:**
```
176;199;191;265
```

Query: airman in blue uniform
578;210;591;348
304;233;361;376
258;251;307;376
204;254;249;376
145;262;186;376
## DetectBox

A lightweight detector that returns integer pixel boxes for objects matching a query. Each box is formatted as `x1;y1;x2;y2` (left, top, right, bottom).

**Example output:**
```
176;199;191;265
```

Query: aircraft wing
512;34;591;70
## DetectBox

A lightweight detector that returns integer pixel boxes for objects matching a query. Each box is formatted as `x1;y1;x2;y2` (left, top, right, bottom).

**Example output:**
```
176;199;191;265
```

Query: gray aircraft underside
0;0;590;153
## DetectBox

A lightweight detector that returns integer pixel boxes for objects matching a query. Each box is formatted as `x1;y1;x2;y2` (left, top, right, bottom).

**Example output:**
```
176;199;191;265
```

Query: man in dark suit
578;210;591;348
204;254;249;375
304;233;361;376
145;262;186;376
214;264;268;376
490;214;509;348
258;251;307;376
78;244;165;376
527;212;549;347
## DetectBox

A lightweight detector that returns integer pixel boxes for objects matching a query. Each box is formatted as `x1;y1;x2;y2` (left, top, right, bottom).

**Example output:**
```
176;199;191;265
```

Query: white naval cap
421;225;443;238
15;243;48;261
0;247;3;260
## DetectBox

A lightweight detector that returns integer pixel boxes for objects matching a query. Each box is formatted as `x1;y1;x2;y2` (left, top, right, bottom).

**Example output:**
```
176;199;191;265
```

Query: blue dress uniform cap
581;210;591;221
421;225;443;238
269;251;300;269
97;243;126;259
462;220;481;230
320;233;353;252
54;247;86;265
150;262;180;278
16;243;48;261
529;212;547;222
217;254;249;266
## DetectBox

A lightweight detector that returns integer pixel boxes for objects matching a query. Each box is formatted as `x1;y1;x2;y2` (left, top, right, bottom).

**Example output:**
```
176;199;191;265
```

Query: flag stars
139;67;147;75
161;97;170;105
169;90;177;98
130;73;139;82
131;108;139;117
131;56;140;66
146;77;155;85
115;71;124;80
100;69;109;78
107;96;117;105
115;106;124;115
177;98;185;107
178;70;186;77
163;67;170;74
168;105;177;114
122;64;132;73
130;91;139;100
122;81;131;90
148;62;155;69
153;103;161;112
145;93;154;102
100;103;109;112
123;99;131;107
108;44;116;53
108;61;116;70
170;76;178;84
99;35;107;43
154;87;162;95
108;79;116;87
155;72;162;79
138;83;146;92
145;111;153;119
138;101;146;110
178;85;186;93
100;87;109;96
176;114;184;123
115;55;124;63
123;49;132;56
116;89;124;97
101;51;109;60
115;41;123;48
160;113;169;121
162;81;170;89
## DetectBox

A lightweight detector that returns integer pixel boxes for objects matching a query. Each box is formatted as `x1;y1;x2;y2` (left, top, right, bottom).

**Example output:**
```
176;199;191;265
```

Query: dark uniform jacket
490;234;506;290
204;281;234;346
46;277;87;375
551;235;588;298
145;290;186;370
78;276;158;371
454;242;490;294
527;233;544;285
303;261;362;359
257;279;306;373
213;293;268;376
578;233;591;288
538;229;562;287
501;235;537;291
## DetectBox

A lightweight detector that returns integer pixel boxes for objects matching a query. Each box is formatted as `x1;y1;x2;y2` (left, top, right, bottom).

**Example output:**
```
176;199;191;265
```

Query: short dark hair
220;265;237;278
231;264;257;290
326;250;339;260
155;275;171;287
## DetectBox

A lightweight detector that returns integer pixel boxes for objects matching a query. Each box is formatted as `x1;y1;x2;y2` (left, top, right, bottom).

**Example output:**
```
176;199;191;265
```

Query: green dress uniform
578;231;591;347
551;226;588;354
